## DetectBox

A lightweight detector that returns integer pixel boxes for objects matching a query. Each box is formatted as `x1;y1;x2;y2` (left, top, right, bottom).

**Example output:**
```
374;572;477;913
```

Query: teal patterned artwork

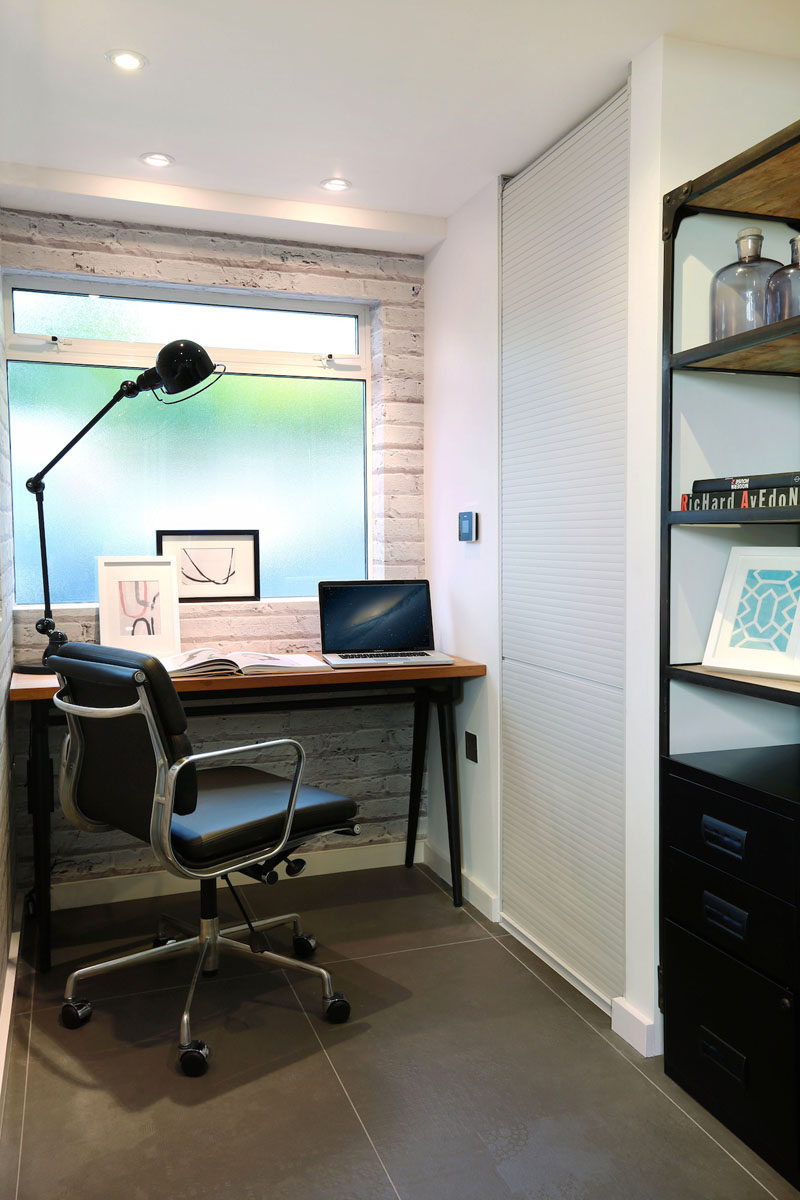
730;568;800;653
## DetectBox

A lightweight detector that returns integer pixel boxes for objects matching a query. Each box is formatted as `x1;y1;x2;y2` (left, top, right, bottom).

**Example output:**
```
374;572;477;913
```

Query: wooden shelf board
672;317;800;375
683;119;800;219
668;663;800;704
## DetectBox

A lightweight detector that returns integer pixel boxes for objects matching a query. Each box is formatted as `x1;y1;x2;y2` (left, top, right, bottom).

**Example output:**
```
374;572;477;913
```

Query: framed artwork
156;530;260;602
97;555;181;657
703;546;800;678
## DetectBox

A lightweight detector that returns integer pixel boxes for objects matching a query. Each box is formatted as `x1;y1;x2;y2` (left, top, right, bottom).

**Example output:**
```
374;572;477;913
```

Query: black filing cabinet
661;746;800;1183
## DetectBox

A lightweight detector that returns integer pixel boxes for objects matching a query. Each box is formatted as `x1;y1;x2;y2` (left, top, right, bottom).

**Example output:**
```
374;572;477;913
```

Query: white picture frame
703;546;800;679
97;555;181;657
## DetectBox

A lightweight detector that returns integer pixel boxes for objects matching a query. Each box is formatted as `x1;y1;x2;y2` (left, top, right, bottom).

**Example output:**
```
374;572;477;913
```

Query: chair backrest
47;642;197;843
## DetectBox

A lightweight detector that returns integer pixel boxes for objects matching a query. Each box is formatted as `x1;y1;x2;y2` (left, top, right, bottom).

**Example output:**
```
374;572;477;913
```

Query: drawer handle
700;814;747;861
702;891;748;941
699;1026;747;1084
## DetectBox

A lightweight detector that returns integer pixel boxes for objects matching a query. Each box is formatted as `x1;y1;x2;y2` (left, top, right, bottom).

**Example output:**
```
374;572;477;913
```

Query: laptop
319;580;455;668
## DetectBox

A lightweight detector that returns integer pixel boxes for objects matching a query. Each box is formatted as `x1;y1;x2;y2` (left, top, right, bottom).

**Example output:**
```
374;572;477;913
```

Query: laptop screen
319;581;435;652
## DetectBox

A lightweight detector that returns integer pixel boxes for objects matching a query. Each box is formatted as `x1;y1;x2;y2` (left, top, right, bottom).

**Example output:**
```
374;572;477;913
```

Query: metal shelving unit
660;118;800;1188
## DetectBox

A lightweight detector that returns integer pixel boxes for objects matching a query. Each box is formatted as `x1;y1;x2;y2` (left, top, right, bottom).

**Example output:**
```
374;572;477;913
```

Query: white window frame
2;272;370;379
3;271;375;584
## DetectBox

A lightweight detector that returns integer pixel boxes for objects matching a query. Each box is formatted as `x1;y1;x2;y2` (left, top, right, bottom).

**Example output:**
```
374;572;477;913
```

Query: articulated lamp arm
18;340;220;673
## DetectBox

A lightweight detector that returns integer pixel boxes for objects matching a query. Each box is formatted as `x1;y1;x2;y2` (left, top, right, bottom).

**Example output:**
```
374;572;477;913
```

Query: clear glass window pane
11;290;359;355
9;362;367;603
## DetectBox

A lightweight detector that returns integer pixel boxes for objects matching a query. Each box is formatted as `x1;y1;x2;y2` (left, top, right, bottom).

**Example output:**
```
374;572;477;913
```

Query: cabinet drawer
663;849;797;985
663;774;796;901
662;921;798;1182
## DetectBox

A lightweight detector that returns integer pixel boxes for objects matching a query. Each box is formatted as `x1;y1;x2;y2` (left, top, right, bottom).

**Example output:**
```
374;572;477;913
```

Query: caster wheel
285;857;306;877
249;931;271;954
325;992;351;1024
179;1040;210;1077
152;935;177;948
61;999;92;1029
293;932;317;959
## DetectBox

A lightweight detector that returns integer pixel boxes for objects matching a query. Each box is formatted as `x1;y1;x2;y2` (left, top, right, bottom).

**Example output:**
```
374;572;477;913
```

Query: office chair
46;642;359;1076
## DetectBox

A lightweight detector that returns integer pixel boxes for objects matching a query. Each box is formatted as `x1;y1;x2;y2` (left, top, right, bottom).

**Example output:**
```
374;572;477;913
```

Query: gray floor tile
6;973;397;1200
5;866;798;1200
493;935;614;1035
238;864;493;963
294;936;797;1200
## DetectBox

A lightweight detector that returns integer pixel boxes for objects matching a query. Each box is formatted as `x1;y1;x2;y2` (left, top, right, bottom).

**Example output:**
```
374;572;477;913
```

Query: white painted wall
619;36;800;1054
423;182;501;917
423;34;800;1050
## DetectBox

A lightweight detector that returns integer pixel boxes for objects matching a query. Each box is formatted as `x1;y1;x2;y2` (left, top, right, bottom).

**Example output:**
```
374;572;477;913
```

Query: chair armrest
172;738;305;772
52;687;143;720
153;738;307;881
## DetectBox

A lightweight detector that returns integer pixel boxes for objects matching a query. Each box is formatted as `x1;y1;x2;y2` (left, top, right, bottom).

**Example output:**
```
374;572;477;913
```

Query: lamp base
15;626;68;674
14;659;59;675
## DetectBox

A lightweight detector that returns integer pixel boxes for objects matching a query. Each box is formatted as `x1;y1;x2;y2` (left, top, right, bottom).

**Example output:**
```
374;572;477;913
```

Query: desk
10;655;486;971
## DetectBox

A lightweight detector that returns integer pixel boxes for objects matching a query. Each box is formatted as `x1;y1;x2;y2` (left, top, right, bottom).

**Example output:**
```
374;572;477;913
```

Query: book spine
680;486;800;511
692;471;800;493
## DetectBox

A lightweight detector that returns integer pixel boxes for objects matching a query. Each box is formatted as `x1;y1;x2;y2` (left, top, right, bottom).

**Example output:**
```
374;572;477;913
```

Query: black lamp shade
156;339;216;395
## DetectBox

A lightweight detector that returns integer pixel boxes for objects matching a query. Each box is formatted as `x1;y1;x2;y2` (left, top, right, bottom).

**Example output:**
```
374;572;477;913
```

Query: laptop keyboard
339;651;429;659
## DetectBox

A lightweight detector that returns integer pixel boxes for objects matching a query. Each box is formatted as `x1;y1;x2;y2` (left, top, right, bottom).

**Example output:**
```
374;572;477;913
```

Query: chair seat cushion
170;766;357;866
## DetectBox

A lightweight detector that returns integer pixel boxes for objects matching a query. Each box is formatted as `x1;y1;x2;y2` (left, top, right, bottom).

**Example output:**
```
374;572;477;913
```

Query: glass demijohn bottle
709;226;781;341
766;235;800;323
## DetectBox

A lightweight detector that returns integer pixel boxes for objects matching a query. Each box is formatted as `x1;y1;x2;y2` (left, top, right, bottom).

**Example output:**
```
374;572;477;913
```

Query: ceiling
2;0;800;253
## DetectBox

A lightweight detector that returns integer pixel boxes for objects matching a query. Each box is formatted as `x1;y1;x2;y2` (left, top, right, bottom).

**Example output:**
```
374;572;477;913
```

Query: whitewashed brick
384;377;424;402
372;424;424;451
373;449;424;475
379;472;423;496
3;207;431;885
384;495;425;519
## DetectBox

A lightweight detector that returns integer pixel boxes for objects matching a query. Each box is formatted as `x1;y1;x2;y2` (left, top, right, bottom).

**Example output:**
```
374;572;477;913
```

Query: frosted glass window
9;362;367;603
12;289;358;355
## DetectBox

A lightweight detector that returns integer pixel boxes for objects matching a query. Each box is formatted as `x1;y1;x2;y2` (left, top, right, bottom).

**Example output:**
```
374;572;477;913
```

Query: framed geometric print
703;546;800;679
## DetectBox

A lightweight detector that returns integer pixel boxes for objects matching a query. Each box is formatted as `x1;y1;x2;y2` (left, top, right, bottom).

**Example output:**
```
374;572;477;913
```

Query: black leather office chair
46;642;359;1076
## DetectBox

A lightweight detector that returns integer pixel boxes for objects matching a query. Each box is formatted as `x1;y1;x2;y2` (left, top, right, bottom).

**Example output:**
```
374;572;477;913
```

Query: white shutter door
501;87;629;1004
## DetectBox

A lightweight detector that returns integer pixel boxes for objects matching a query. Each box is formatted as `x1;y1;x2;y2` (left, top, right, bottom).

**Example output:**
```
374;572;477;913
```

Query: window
5;279;370;604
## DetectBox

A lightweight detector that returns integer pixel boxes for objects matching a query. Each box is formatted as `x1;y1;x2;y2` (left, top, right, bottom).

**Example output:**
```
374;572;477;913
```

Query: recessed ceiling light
320;178;351;192
139;152;174;168
106;49;148;71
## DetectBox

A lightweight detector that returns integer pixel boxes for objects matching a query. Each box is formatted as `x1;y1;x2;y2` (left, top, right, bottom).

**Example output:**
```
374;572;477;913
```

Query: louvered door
500;87;630;1004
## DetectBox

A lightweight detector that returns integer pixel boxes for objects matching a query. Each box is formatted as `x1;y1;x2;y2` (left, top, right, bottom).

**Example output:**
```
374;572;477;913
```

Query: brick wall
2;208;426;886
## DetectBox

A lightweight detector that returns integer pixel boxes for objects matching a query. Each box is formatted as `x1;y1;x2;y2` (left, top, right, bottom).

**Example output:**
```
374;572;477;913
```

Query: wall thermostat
458;511;479;542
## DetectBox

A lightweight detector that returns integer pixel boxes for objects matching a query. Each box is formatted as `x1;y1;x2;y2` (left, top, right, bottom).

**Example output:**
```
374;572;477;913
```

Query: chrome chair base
61;887;350;1075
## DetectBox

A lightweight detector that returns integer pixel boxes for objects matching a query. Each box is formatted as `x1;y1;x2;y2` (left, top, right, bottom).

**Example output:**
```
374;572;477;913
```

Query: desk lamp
17;339;223;674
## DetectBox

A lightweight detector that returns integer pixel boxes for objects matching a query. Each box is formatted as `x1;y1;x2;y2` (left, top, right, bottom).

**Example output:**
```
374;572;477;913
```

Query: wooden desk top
9;655;486;702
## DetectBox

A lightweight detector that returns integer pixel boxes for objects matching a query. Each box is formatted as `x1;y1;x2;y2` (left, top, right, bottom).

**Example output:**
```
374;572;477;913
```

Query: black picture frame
155;529;260;603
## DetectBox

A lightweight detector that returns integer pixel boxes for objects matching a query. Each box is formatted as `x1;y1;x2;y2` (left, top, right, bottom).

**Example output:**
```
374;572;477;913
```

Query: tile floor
0;865;798;1200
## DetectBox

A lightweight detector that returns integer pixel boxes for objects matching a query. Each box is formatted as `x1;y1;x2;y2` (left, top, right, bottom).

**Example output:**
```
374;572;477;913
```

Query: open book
159;647;322;678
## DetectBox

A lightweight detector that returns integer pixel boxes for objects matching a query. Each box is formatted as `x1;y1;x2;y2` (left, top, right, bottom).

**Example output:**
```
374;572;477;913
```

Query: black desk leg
405;691;430;868
28;700;54;973
436;695;463;907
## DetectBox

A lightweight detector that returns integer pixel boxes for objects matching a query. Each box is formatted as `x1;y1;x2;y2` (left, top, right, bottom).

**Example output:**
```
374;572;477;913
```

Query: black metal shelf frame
660;117;800;753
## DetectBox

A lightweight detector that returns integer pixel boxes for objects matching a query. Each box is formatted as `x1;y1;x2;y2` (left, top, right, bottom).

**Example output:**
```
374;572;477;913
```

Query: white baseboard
0;895;23;1122
50;840;425;912
422;842;499;921
611;996;664;1057
499;913;612;1017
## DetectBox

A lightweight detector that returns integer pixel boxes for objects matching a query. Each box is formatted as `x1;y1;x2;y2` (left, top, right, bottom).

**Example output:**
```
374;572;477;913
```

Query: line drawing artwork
118;579;162;638
179;546;236;587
